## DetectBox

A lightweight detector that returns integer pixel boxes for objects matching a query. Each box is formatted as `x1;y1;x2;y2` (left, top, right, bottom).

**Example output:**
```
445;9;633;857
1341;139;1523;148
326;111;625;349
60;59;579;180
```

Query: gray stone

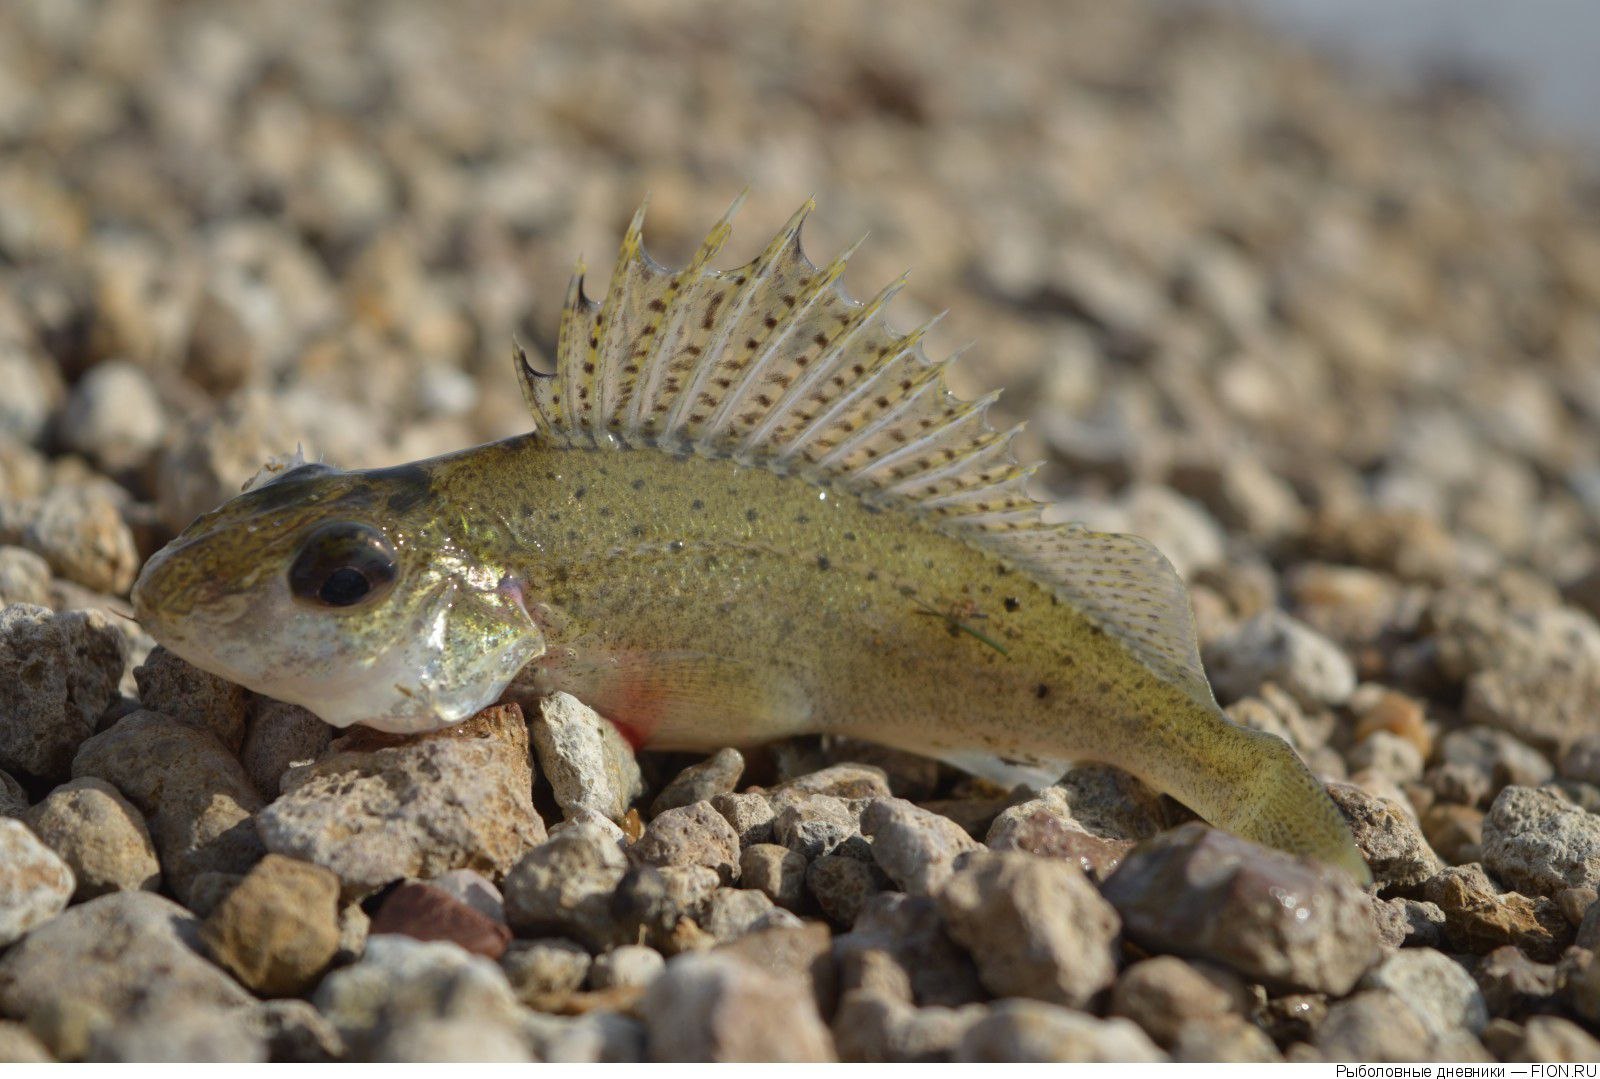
777;763;893;801
1168;1018;1281;1062
711;791;776;847
58;360;166;472
740;843;808;910
1362;948;1488;1038
631;801;741;884
134;645;251;753
368;1017;531;1061
700;886;796;941
807;853;883;927
1314;989;1433;1062
0;604;125;779
1326;781;1442;893
429;868;505;923
502;820;630;949
0;485;139;595
0;546;52;607
638;952;835;1061
862;797;981;895
240;698;332;798
529;692;643;822
1206;610;1356;707
937;850;1119;1008
1108;956;1250;1048
256;704;544;899
1481;785;1600;895
500;938;592;1002
249;999;345;1063
0;818;74;946
836;892;984;1007
523;1009;647;1062
73;709;264;903
1102;822;1381;995
773;792;865;859
0;892;252;1028
0;768;27;818
1053;762;1166;840
24;776;160;899
589;944;664;989
0;1019;52;1062
831;989;982;1062
650;747;744;818
87;1007;265;1063
956;1000;1164;1063
1519;1016;1600;1062
312;935;524;1057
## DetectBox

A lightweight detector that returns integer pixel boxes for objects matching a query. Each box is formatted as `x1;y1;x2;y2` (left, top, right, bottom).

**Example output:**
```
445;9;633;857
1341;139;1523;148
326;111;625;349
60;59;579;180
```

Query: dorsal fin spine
662;202;811;444
627;200;741;437
593;202;651;433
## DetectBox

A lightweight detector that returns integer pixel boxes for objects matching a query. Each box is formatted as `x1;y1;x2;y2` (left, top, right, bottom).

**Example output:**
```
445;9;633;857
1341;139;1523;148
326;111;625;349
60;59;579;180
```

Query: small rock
1315;989;1433;1062
1102;823;1381;995
256;704;545;899
500;938;591;1003
1421;863;1572;961
590;944;665;989
1559;947;1600;1026
1422;803;1485;864
1205;610;1356;707
862;797;980;894
367;1016;530;1062
739;844;807;911
0;485;139;594
72;709;264;903
24;776;160;899
610;864;720;950
1053;763;1166;840
1361;948;1487;1038
0;604;126;779
711;791;776;847
1168;1017;1281;1062
428;868;505;923
0;545;52;607
1481;785;1600;895
985;790;1132;880
630;802;741;884
249;999;345;1063
773;793;866;860
715;921;835;1014
807;854;883;927
87;1007;265;1063
700;887;793;940
529;692;644;823
778;763;893;801
524;1009;646;1062
937;850;1119;1008
637;952;835;1061
200;853;341;996
1326;781;1442;892
1347;731;1425;784
0;818;74;946
0;892;252;1027
369;880;511;960
311;935;524;1057
835;892;985;1007
1108;956;1249;1048
831;990;981;1062
1558;733;1600;786
956;1000;1163;1063
240;699;331;797
650;748;744;818
1473;946;1558;1019
0;1020;52;1062
0;768;25;817
502;820;630;949
1519;1016;1600;1062
58;360;165;473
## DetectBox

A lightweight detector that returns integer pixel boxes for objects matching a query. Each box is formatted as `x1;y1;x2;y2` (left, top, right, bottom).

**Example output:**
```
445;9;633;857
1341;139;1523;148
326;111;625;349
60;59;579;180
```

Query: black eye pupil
288;522;399;609
319;567;372;606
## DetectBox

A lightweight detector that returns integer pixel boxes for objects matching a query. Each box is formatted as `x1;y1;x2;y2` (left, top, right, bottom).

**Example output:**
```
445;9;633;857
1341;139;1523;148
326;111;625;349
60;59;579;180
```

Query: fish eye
288;522;399;609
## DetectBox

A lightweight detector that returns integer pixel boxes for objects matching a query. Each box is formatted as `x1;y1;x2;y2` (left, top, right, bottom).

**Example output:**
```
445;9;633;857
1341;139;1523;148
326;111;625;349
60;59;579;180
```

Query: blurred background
1;0;1598;615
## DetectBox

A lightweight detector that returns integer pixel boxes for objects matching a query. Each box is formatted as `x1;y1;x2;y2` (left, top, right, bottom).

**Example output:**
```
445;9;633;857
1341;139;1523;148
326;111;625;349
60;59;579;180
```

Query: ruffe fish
131;198;1369;881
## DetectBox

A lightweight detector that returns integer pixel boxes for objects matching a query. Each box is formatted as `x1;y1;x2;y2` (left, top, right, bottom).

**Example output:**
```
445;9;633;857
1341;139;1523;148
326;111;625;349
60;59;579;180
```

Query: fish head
131;459;546;733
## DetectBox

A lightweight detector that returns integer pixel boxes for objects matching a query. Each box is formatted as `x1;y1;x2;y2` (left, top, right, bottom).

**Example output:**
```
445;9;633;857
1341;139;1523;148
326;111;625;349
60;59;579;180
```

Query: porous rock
956;1000;1163;1063
73;709;264;903
0;604;125;779
133;645;252;753
637;951;835;1062
200;854;342;996
502;819;630;949
0;818;74;946
936;850;1119;1008
631;801;741;884
862;796;981;894
650;747;744;818
1481;785;1600;896
1360;948;1487;1038
1326;781;1443;893
529;692;643;822
256;704;545;899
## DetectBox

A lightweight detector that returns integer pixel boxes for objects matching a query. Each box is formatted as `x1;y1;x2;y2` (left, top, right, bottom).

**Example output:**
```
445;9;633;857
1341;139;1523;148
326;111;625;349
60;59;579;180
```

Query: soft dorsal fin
516;199;1215;706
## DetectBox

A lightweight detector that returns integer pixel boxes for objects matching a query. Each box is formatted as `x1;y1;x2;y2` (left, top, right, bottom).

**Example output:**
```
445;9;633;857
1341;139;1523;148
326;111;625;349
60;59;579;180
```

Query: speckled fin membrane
516;198;1214;704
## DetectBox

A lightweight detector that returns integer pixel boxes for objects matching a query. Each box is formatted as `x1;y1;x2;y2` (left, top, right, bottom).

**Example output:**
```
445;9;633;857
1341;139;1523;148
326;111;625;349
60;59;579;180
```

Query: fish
131;197;1370;881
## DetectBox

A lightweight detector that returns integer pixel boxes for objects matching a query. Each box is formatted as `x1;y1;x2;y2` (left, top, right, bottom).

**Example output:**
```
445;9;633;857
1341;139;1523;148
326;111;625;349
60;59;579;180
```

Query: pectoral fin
526;648;813;750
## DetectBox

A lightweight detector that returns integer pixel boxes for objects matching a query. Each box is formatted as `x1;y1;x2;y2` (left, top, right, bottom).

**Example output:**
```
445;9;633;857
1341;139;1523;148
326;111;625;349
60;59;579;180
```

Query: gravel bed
2;0;1600;1063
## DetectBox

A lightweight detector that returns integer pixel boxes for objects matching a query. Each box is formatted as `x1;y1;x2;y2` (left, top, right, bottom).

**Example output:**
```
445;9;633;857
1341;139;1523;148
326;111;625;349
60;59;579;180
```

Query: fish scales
132;200;1369;880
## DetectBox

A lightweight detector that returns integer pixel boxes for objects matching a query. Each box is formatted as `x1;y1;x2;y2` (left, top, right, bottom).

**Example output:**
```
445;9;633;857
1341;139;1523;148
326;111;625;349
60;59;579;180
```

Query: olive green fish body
133;200;1368;881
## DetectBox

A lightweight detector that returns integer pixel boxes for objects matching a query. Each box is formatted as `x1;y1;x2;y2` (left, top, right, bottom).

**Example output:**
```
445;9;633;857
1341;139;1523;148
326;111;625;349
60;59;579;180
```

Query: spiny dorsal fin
516;199;1215;706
